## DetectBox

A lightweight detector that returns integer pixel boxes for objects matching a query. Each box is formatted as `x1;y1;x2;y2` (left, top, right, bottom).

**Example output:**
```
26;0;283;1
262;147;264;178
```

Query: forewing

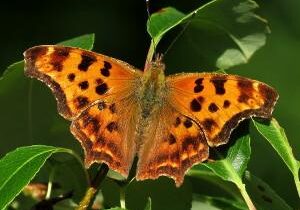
136;107;209;187
24;45;142;120
166;73;278;146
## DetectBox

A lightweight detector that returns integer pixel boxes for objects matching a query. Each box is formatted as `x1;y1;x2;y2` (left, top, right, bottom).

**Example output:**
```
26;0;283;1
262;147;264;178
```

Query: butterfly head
151;54;165;70
144;54;166;84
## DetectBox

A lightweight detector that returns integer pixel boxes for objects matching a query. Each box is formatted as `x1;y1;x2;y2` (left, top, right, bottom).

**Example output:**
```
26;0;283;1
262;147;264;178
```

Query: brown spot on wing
97;101;107;110
106;122;118;132
258;83;278;109
75;96;89;109
182;136;199;151
24;46;48;61
237;79;254;104
174;117;181;127
109;103;116;114
50;47;70;71
168;134;176;145
202;118;217;133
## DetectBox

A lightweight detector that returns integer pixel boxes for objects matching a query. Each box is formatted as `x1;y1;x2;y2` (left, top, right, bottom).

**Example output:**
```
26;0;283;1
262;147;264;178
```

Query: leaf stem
144;39;156;70
294;163;300;197
238;184;256;210
76;164;109;210
120;186;126;209
45;166;56;199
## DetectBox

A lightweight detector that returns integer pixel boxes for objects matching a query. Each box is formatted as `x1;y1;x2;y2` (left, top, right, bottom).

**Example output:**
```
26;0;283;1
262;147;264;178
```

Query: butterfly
24;46;278;186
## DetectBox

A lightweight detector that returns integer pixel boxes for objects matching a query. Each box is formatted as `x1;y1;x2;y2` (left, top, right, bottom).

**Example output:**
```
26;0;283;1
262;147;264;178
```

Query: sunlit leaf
147;0;268;71
0;145;78;209
252;118;300;197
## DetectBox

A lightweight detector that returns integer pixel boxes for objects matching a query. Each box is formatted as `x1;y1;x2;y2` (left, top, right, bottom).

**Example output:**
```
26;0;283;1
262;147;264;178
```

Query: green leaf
126;178;192;210
244;171;293;210
187;167;242;199
2;34;94;77
147;0;268;71
0;33;95;155
46;153;89;203
252;118;300;197
203;134;251;183
191;194;247;210
57;33;95;50
147;7;185;45
0;145;76;209
188;133;255;209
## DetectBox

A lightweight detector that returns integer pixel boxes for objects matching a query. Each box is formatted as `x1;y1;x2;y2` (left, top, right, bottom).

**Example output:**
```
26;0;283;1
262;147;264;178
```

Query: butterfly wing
136;105;209;187
24;45;142;120
71;98;138;176
24;45;142;176
136;72;278;186
166;73;278;146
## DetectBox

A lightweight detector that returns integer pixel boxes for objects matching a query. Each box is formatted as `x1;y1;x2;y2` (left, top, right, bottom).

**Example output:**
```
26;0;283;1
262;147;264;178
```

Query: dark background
0;0;299;207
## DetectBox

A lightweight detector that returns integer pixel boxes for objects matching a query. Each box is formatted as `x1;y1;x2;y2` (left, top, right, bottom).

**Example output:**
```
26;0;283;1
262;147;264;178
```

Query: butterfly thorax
138;60;166;118
133;60;167;149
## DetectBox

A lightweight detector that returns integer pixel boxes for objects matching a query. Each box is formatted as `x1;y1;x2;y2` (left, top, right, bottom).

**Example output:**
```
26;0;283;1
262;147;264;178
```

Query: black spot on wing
68;73;75;82
183;119;193;128
190;99;202;112
100;61;112;77
78;81;89;90
194;78;204;93
104;61;112;69
223;100;230;108
210;76;227;95
101;68;110;77
208;103;219;113
95;83;108;95
78;53;96;71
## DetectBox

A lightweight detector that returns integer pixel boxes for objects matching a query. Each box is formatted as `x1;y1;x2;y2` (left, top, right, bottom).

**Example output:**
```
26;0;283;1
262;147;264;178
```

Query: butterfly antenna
163;13;194;57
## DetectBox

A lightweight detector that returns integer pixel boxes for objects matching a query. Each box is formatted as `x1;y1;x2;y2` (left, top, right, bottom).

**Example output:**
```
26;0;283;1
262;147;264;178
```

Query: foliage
0;0;299;209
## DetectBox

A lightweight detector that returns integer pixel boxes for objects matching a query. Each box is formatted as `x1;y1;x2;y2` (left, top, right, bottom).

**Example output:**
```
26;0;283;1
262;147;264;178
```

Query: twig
76;163;109;210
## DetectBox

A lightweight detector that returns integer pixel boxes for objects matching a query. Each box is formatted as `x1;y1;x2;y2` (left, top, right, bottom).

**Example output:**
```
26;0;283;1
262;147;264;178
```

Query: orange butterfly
24;46;278;186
